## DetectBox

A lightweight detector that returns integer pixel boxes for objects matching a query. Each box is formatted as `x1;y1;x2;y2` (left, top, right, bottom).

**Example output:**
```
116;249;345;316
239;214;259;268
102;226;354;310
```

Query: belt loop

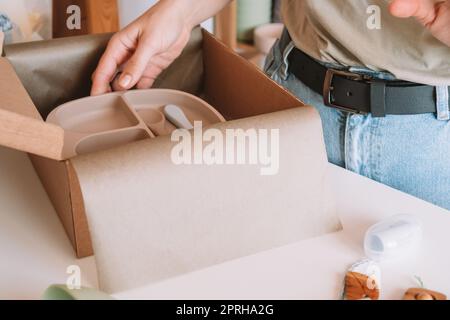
280;41;295;81
370;81;386;117
0;31;4;55
436;86;450;121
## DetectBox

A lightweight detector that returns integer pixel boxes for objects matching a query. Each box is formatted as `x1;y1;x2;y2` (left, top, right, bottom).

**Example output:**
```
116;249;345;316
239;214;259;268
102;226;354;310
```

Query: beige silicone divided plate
46;89;226;158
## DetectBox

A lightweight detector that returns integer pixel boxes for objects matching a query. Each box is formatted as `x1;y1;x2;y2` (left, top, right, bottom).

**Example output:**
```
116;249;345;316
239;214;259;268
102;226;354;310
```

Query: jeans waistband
279;28;292;54
278;29;450;120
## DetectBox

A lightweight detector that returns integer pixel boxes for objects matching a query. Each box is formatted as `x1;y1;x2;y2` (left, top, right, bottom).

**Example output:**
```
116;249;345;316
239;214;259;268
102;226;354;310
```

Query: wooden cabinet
52;0;119;38
214;1;237;50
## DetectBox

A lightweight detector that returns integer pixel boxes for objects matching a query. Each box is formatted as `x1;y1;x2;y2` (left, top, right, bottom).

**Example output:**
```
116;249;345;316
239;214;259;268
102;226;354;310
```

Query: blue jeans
265;39;450;210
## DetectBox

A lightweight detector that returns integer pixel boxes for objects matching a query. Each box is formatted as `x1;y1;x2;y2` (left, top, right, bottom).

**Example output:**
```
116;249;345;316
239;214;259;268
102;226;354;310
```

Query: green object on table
42;285;114;300
237;0;272;42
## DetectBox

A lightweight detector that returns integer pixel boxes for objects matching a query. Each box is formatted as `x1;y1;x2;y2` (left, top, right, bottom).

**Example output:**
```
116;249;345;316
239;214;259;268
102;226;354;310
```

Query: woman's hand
91;0;231;96
91;0;192;95
389;0;450;46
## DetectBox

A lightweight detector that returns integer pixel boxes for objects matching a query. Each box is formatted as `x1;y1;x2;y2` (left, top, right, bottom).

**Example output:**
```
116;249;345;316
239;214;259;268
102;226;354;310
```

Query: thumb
389;0;437;25
118;40;157;90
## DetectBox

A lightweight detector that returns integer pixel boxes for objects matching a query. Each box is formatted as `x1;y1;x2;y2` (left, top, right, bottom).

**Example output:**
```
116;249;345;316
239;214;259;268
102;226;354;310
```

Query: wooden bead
415;293;434;300
344;271;380;300
403;288;446;300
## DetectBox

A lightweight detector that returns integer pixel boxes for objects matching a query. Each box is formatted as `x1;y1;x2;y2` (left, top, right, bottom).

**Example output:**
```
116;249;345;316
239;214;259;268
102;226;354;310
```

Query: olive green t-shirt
282;0;450;85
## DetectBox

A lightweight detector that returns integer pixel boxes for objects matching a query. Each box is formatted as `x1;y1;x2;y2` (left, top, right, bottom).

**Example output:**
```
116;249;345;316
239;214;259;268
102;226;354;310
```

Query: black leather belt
283;31;448;117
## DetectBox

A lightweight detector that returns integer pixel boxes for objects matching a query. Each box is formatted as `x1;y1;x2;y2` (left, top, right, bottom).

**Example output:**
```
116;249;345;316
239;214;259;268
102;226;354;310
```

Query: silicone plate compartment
46;89;225;158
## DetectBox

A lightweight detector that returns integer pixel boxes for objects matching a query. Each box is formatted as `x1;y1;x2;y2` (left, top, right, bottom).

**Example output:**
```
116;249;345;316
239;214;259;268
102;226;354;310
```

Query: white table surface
1;146;449;300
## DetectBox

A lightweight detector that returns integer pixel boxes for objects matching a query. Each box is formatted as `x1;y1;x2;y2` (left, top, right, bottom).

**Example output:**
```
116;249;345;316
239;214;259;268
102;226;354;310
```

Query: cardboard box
0;28;306;258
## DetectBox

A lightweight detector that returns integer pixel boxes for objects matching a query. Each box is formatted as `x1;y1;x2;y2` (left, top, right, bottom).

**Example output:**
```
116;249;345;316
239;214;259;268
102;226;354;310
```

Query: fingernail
119;74;132;88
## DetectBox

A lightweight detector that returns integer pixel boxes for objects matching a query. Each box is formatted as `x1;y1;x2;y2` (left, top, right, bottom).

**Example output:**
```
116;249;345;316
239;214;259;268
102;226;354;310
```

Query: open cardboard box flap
0;32;114;161
0;57;66;160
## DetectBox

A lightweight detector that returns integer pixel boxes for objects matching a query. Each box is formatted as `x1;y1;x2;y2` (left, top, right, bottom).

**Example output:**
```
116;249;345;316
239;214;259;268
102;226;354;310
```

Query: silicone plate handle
164;104;194;130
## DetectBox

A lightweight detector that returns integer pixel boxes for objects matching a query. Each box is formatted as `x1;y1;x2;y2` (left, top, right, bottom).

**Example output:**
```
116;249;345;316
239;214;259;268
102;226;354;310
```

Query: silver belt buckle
323;69;368;114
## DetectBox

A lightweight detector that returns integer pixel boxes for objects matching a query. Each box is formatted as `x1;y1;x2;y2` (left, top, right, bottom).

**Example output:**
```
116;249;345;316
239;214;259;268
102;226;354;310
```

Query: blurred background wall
0;0;52;44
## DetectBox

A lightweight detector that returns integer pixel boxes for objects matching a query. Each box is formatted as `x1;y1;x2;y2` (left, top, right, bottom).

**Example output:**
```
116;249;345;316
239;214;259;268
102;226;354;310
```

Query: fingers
389;0;437;25
136;63;165;89
91;33;134;96
91;73;111;96
109;49;166;91
117;38;158;90
136;76;156;89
